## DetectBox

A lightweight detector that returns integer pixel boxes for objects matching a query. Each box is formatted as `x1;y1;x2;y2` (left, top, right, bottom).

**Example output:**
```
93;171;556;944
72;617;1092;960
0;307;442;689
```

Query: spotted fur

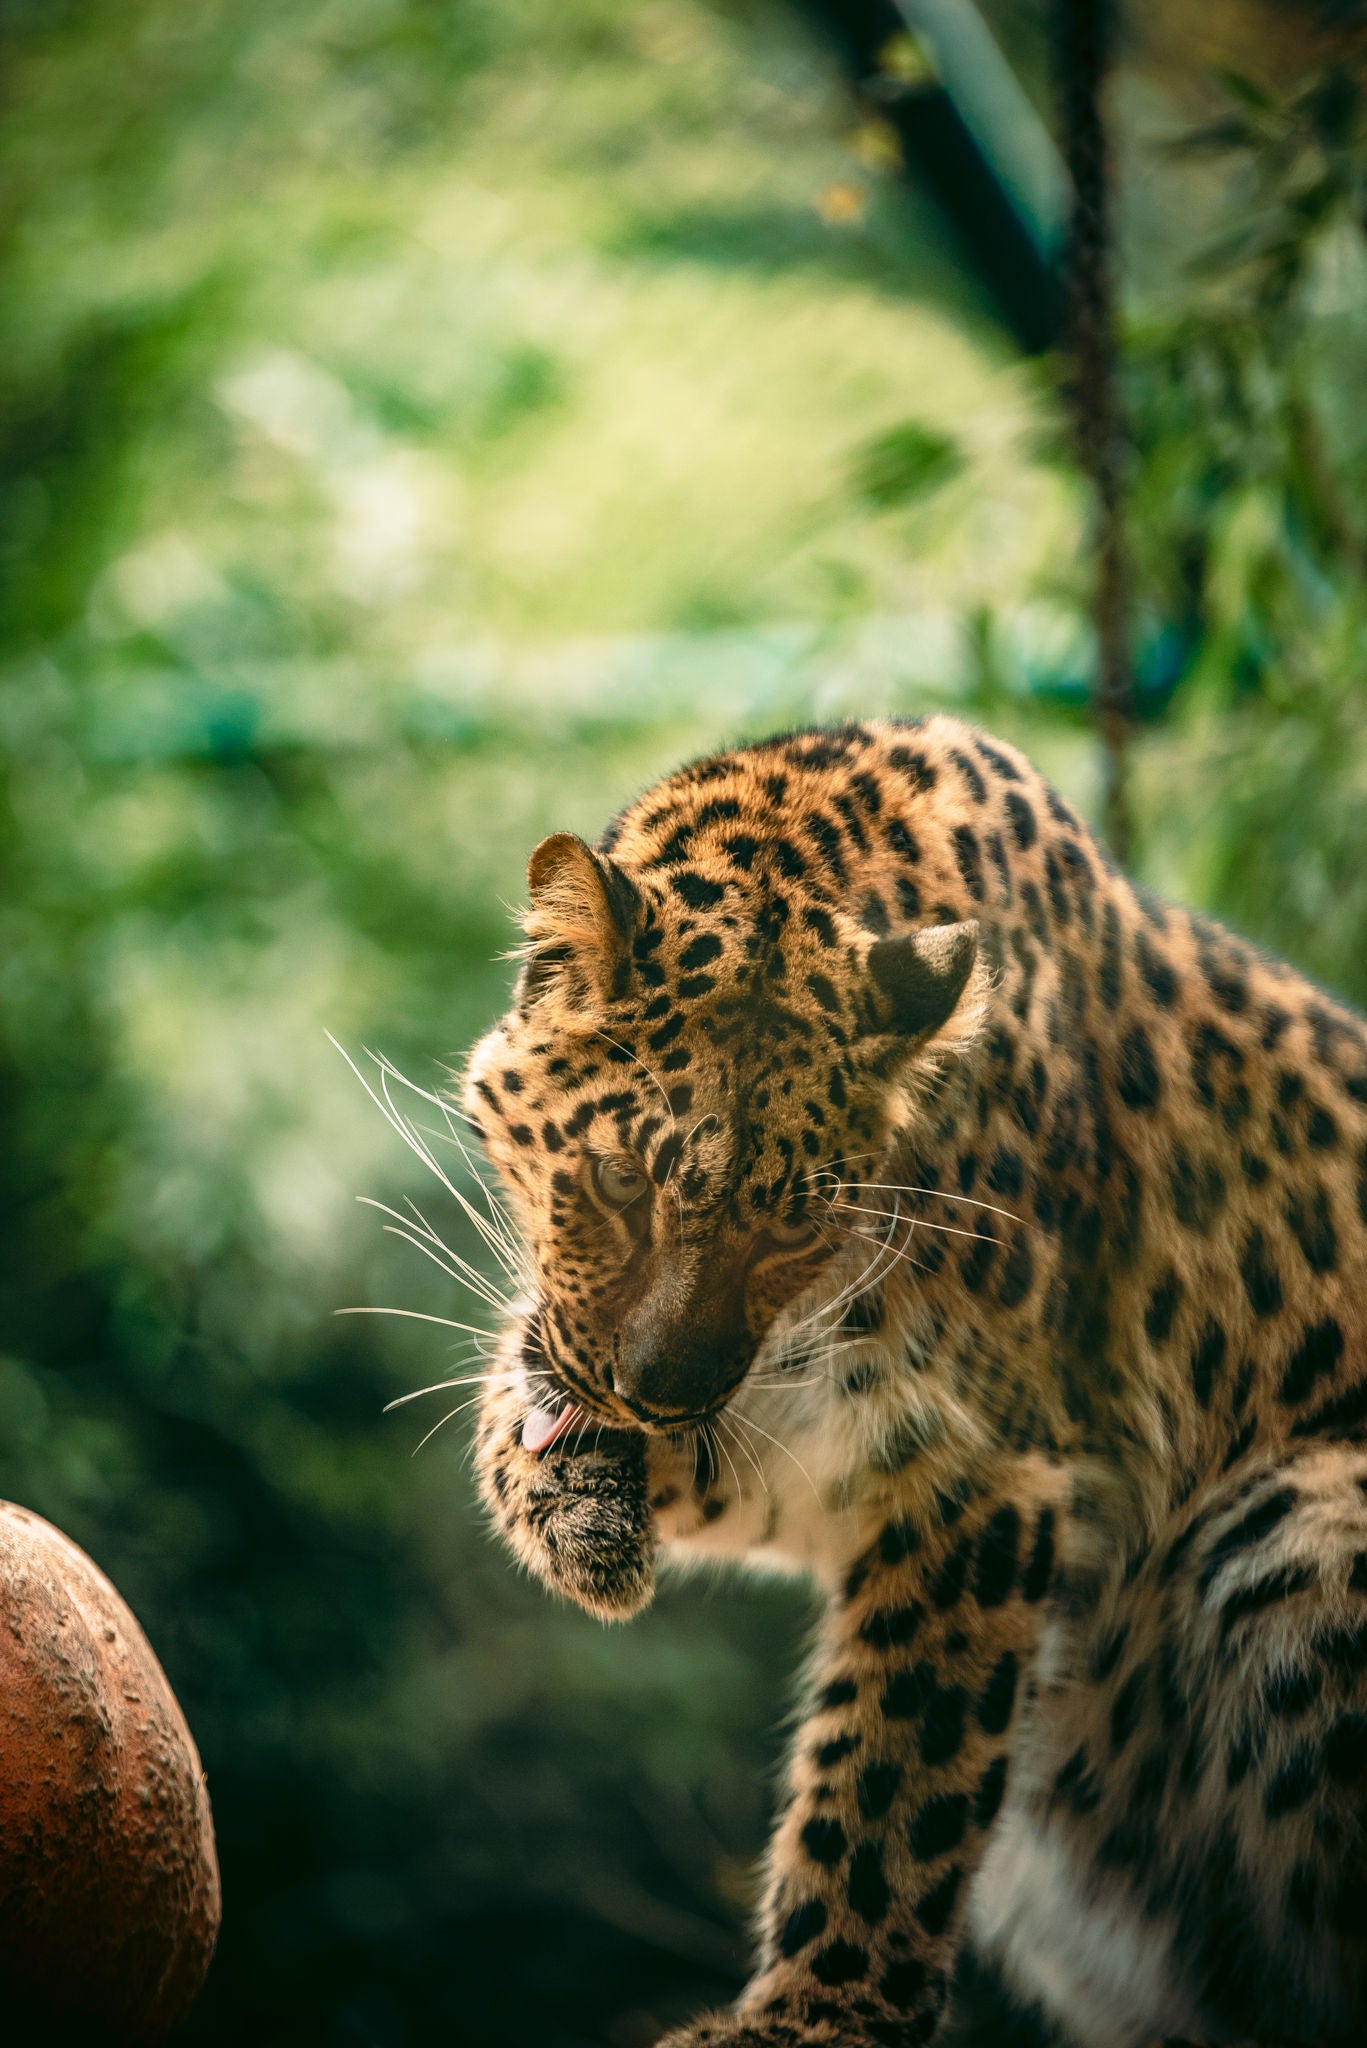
465;717;1367;2046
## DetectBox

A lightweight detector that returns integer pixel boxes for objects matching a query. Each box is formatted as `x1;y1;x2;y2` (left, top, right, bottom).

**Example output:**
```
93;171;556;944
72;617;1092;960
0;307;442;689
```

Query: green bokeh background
4;1;1367;2042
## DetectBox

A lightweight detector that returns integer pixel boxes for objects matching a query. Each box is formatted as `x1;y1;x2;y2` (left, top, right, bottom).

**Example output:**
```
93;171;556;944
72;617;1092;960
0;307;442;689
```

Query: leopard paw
474;1380;656;1620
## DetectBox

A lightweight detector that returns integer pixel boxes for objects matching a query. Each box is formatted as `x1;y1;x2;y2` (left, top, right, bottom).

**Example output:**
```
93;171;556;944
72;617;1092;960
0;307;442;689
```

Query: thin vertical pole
1056;0;1133;866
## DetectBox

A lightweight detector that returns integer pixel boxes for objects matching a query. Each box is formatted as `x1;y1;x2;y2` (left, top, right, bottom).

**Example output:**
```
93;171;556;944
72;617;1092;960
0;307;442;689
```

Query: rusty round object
0;1500;221;2039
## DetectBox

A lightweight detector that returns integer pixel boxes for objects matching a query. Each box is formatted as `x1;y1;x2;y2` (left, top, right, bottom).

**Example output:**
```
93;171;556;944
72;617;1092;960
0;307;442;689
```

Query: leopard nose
616;1270;754;1419
615;1318;751;1420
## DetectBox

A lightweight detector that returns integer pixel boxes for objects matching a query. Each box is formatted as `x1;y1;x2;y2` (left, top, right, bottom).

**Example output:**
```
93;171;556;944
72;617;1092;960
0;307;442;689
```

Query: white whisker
732;1409;821;1505
380;1220;515;1304
329;1034;530;1285
410;1392;492;1455
355;1197;513;1313
855;1178;1025;1228
844;1227;935;1281
781;1198;901;1344
710;1421;747;1503
384;1368;521;1413
395;1193;516;1304
377;1062;524;1277
336;1305;498;1340
409;1110;527;1271
720;1410;768;1497
828;1199;998;1246
398;1148;525;1271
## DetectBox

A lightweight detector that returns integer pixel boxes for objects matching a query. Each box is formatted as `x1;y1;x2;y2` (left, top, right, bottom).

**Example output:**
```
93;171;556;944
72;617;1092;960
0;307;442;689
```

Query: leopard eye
767;1213;819;1249
595;1154;649;1209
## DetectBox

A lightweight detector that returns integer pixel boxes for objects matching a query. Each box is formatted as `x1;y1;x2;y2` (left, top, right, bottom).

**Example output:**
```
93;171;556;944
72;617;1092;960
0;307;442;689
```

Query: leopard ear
519;833;639;1009
863;921;979;1042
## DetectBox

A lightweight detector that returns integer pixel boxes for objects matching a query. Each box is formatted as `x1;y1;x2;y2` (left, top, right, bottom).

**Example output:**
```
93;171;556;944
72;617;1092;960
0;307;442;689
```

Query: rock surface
0;1500;220;2039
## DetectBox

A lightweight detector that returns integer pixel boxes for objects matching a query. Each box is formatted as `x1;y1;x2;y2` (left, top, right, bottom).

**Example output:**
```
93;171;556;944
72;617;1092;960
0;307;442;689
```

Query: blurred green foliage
1124;60;1367;1001
3;1;1367;2043
849;421;965;510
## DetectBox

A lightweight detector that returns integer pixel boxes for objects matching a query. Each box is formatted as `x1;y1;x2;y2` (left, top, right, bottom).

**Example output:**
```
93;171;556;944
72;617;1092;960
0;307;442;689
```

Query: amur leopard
461;715;1367;2047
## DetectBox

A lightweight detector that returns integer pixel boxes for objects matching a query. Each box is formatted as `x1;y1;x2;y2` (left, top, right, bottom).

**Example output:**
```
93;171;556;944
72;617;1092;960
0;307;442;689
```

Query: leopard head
463;830;979;1436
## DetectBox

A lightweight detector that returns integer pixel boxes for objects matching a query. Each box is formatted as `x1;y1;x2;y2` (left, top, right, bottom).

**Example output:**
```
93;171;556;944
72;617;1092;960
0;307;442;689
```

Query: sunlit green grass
2;0;1074;679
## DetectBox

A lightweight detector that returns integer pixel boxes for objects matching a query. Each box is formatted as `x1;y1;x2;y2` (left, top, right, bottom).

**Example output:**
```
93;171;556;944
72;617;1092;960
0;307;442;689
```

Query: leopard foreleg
659;1460;1065;2047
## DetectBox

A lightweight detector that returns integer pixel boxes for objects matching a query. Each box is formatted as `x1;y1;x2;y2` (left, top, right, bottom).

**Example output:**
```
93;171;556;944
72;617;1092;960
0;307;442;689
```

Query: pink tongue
522;1402;581;1453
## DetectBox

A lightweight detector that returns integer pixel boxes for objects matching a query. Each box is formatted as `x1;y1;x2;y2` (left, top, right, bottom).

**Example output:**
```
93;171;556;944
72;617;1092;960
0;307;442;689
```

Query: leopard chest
660;1280;984;1588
